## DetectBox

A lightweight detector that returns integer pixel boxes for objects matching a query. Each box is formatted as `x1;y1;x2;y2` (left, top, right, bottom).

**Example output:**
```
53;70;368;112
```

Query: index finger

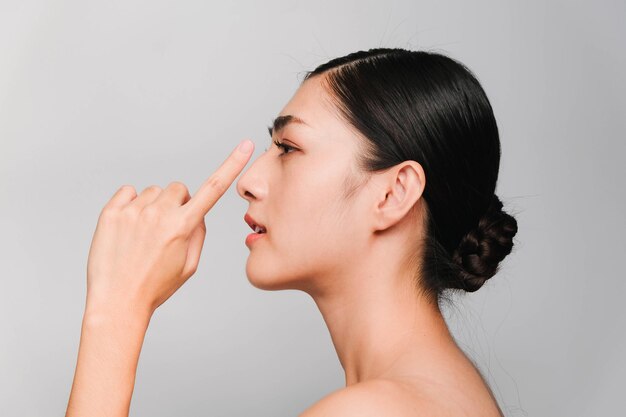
183;139;254;222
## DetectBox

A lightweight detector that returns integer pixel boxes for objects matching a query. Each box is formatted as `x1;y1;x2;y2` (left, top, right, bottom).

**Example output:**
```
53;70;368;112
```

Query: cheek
272;151;360;237
274;183;329;246
275;174;354;256
245;165;365;288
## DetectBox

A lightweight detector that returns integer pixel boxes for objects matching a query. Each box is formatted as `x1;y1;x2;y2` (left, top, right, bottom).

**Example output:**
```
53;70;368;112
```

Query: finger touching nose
183;139;254;223
236;153;267;202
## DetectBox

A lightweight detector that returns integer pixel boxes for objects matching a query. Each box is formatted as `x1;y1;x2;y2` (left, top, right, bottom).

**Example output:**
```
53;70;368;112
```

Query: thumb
182;218;207;280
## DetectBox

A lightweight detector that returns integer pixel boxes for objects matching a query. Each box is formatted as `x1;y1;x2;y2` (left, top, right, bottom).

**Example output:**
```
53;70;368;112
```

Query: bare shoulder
298;378;441;417
299;373;503;417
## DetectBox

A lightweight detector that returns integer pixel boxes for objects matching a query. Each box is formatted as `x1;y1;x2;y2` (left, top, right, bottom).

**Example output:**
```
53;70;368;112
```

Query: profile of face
236;75;376;295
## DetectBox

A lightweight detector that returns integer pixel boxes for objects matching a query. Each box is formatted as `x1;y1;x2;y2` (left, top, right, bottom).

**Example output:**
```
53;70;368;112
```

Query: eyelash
272;139;296;156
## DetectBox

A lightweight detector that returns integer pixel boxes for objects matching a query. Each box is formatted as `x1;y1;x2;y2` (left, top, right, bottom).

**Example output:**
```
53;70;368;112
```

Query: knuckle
164;221;189;242
175;214;195;235
124;204;141;218
119;184;136;193
207;175;226;193
140;204;162;221
168;181;188;193
177;215;194;234
99;206;119;222
145;185;162;193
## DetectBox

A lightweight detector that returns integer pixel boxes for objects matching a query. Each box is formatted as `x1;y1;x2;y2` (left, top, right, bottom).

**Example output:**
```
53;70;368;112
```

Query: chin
245;263;288;291
244;260;310;292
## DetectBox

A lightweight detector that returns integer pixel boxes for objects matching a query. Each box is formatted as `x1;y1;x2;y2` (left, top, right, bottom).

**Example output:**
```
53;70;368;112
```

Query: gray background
1;0;624;416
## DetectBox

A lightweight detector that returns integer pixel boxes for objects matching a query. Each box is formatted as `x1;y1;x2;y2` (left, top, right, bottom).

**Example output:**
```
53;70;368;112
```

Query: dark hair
304;48;518;306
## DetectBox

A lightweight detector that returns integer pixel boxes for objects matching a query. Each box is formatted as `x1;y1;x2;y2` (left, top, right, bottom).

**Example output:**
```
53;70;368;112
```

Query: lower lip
245;232;266;246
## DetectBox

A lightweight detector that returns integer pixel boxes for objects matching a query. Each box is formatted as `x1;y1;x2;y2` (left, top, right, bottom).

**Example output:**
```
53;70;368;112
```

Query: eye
273;139;296;156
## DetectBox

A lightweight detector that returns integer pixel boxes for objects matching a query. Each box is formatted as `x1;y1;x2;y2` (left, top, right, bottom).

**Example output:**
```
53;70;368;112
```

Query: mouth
244;213;267;234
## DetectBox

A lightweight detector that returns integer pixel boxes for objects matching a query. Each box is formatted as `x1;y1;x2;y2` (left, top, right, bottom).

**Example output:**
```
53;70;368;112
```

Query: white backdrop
1;0;624;415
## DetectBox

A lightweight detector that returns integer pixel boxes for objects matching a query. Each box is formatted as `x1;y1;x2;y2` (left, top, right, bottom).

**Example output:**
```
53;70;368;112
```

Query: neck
306;245;457;386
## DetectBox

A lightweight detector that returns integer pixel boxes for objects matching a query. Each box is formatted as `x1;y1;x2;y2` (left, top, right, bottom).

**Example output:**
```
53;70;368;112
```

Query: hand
85;140;254;317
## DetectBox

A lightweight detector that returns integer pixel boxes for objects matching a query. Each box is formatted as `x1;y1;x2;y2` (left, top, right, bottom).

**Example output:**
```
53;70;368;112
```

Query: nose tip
236;175;251;201
236;161;258;202
236;148;267;202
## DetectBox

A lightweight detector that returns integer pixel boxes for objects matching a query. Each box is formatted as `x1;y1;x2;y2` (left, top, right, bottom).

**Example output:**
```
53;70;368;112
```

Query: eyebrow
267;115;308;137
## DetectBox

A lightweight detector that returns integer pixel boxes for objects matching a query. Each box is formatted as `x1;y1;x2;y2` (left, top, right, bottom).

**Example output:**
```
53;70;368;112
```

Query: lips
244;213;267;234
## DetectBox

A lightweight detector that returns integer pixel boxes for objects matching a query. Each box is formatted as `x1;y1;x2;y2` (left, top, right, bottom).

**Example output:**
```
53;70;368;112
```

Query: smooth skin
237;75;504;416
66;74;504;417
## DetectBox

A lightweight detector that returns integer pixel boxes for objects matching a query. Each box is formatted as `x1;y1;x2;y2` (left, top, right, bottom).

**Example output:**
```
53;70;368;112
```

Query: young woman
66;48;518;417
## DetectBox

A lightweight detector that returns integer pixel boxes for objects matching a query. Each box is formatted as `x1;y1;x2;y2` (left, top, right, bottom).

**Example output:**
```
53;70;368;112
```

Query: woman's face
236;75;373;293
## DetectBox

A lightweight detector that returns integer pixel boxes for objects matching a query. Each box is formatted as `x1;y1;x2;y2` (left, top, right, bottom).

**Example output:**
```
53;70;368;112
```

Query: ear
372;161;426;232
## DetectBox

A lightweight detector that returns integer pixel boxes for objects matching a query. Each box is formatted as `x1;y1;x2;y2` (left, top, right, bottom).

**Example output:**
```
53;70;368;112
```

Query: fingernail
238;139;253;153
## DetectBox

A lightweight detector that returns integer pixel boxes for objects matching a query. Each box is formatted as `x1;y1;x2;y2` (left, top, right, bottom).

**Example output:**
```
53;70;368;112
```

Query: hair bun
451;195;518;292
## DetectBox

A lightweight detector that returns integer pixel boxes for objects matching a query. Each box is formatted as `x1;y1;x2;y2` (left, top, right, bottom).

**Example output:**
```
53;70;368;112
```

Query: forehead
278;75;352;137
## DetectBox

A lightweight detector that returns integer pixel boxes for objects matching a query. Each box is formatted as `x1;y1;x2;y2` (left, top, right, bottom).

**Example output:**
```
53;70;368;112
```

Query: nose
236;150;267;203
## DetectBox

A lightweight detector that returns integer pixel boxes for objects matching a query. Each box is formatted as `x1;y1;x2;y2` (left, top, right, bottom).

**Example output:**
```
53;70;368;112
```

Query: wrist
67;296;151;417
83;299;153;331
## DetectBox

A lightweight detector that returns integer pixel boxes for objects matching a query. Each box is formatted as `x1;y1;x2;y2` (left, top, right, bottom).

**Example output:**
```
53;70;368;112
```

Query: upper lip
244;213;267;232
